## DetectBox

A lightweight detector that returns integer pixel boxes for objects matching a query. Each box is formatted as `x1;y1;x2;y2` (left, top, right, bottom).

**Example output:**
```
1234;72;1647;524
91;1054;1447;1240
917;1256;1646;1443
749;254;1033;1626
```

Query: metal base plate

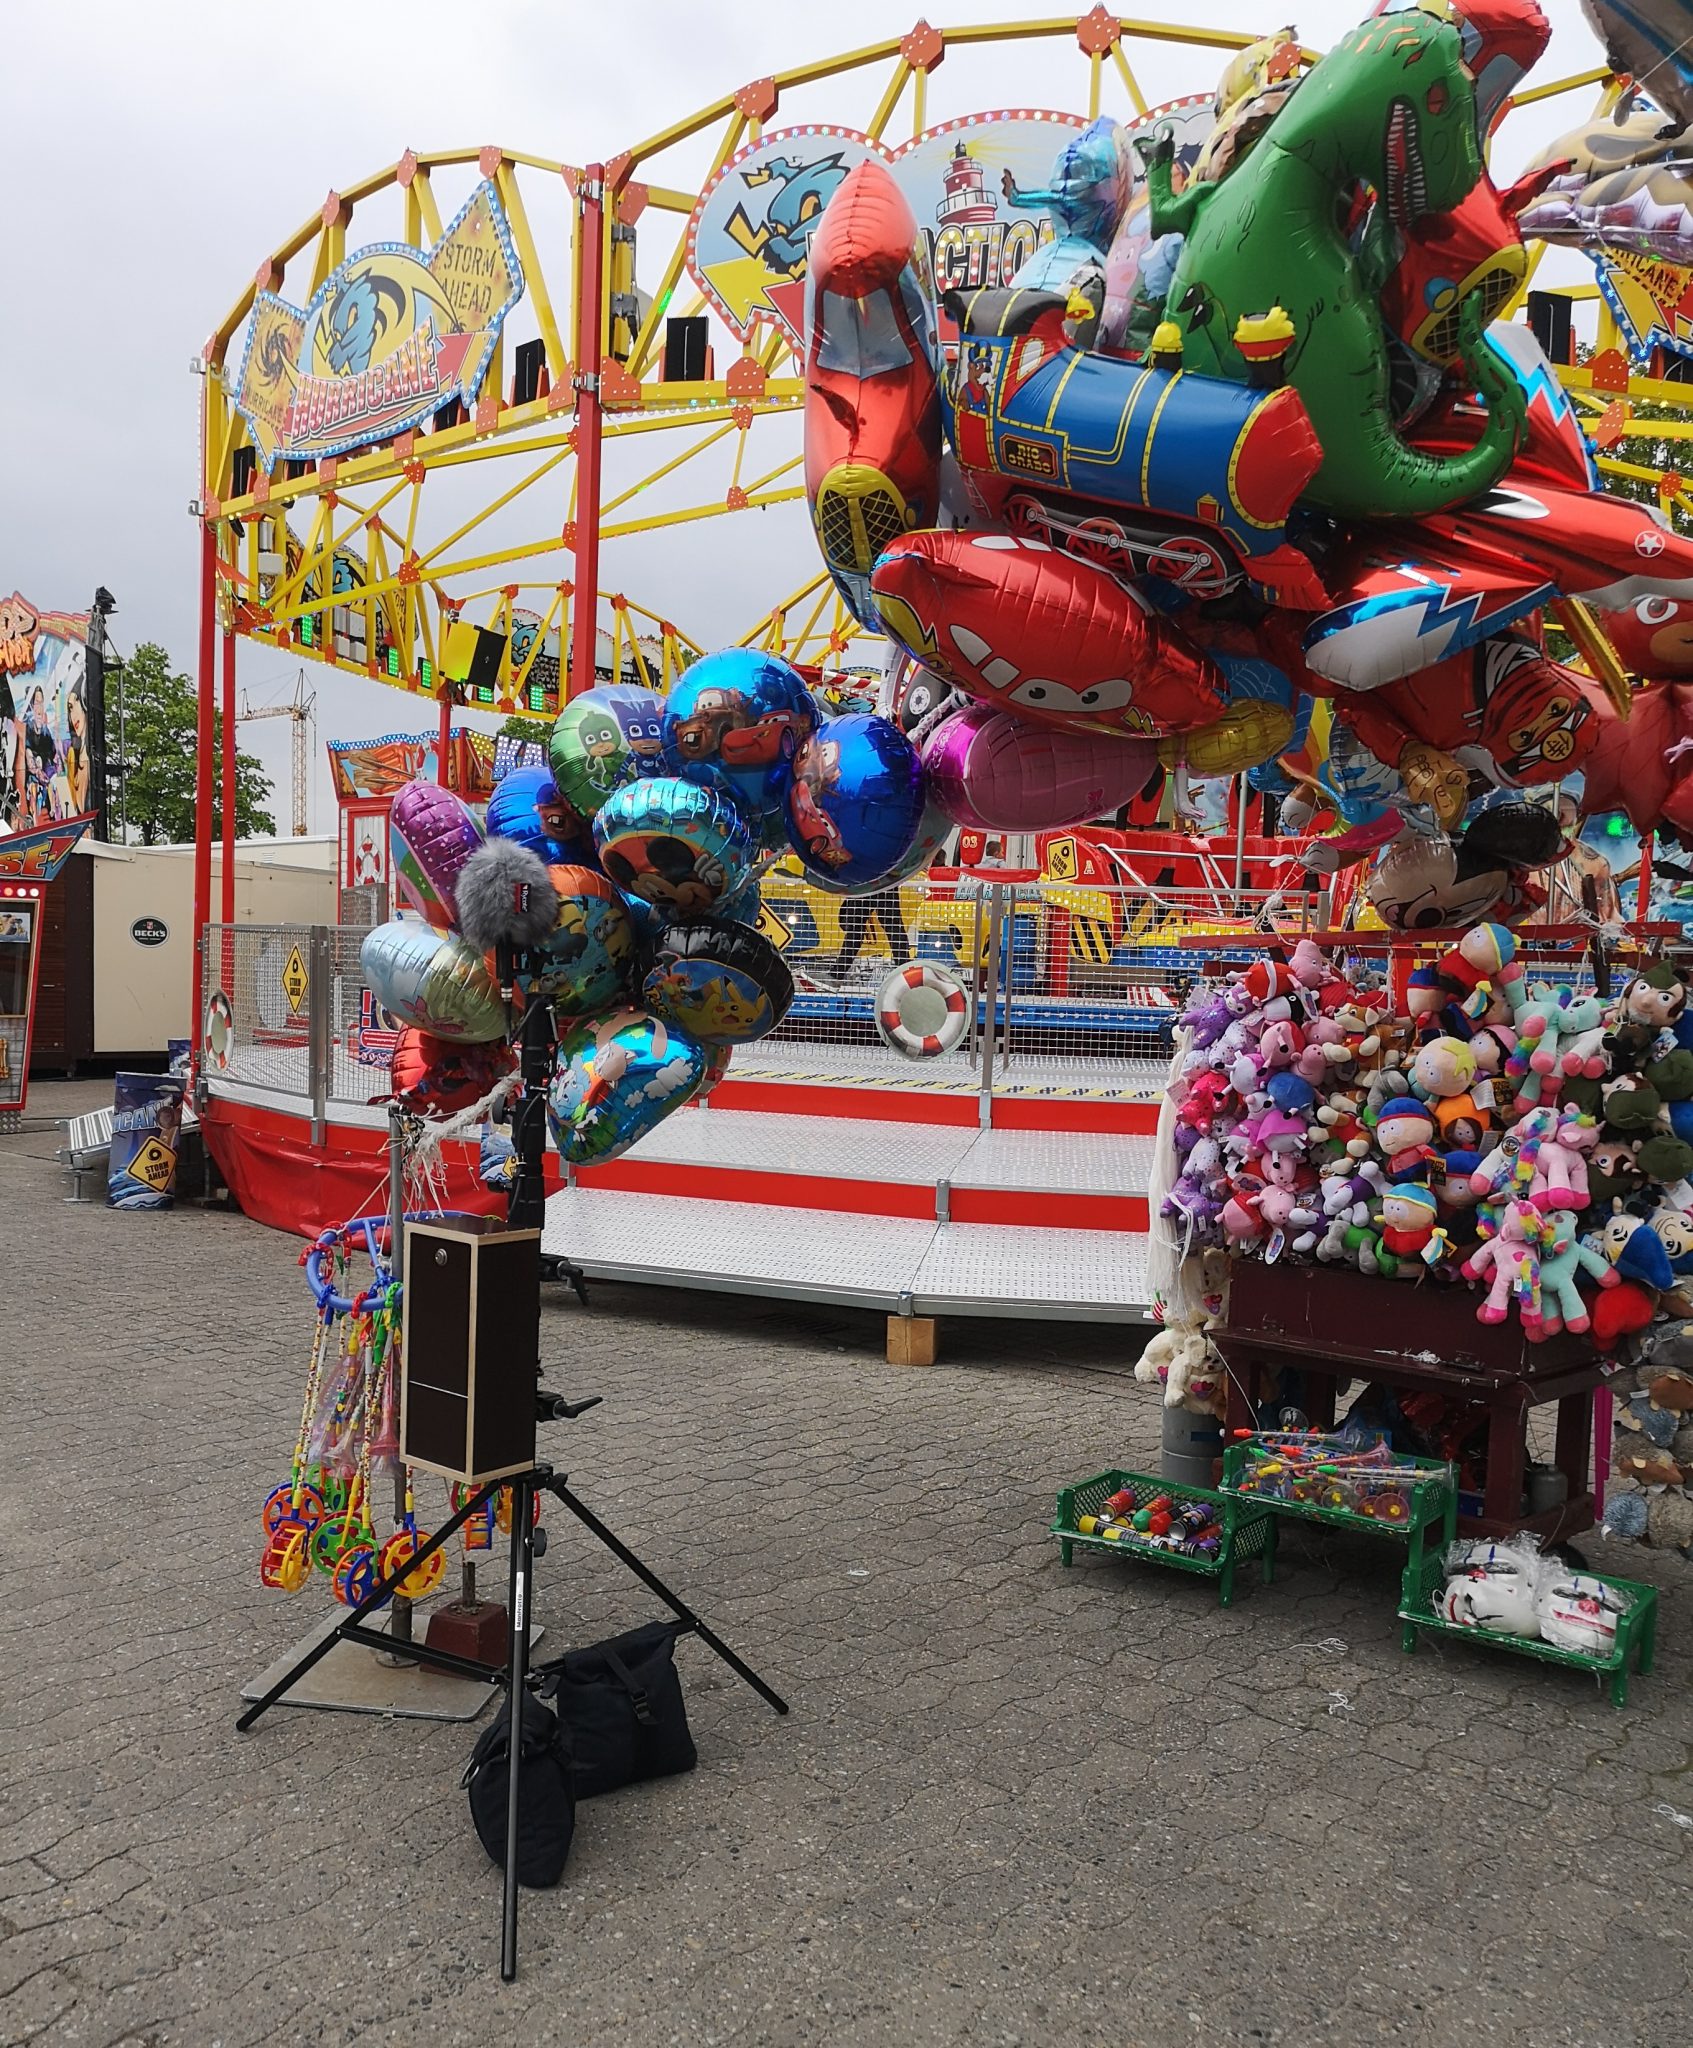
240;1606;541;1721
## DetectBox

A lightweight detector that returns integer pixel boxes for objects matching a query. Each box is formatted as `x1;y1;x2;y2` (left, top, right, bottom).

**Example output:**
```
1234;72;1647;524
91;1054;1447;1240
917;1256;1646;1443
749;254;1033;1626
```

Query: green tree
115;642;276;844
497;712;552;751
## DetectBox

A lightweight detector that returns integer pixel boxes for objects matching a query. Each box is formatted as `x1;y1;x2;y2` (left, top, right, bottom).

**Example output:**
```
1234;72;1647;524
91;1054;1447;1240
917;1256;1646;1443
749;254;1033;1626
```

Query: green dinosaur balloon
1143;10;1527;520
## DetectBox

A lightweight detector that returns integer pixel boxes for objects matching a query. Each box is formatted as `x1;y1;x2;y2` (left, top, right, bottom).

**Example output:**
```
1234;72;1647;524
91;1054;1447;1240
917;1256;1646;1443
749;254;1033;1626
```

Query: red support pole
191;524;217;1068
438;687;453;788
220;627;236;922
569;163;606;702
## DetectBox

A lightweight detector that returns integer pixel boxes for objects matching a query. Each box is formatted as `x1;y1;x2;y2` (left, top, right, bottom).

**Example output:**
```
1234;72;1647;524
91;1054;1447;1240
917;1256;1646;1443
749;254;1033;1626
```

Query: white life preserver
876;962;972;1060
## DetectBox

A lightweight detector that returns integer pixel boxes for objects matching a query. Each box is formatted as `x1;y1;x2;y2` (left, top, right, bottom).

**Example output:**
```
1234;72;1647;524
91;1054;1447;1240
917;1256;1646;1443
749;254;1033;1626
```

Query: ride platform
542;1056;1160;1342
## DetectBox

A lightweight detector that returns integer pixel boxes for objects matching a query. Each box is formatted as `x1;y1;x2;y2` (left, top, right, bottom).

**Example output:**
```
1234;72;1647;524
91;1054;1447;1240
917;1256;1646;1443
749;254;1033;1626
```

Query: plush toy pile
1158;929;1693;1385
1599;1346;1693;1559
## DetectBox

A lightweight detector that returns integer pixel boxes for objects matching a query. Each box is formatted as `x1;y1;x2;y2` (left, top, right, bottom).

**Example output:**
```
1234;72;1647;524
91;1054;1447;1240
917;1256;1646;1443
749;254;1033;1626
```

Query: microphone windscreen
456;838;561;951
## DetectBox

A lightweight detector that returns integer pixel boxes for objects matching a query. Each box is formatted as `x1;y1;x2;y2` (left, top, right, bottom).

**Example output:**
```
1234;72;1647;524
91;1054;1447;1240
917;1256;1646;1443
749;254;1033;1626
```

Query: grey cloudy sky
0;1;1606;830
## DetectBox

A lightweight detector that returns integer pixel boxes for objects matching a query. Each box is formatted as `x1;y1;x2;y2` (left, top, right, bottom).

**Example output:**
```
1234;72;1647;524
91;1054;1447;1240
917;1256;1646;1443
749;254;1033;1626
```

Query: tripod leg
238;1478;500;1732
501;1475;537;1983
547;1481;789;1716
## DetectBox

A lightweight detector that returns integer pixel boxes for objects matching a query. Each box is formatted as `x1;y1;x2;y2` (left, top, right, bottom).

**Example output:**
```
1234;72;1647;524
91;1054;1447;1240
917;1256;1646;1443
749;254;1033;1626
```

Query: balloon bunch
802;0;1693;925
362;648;931;1165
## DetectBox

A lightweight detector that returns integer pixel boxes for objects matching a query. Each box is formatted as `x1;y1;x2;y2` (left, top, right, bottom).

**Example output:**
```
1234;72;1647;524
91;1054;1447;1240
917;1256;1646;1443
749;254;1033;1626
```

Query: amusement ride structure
188;5;1693;1325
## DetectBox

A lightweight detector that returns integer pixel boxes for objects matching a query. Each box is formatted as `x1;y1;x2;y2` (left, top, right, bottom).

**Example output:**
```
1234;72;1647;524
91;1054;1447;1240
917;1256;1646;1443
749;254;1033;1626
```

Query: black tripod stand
238;1435;788;1978
240;959;787;1980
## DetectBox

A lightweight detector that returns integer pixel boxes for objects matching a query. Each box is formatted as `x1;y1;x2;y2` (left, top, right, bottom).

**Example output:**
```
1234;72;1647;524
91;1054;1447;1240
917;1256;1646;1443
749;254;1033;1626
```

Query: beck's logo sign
233;180;524;474
131;916;168;946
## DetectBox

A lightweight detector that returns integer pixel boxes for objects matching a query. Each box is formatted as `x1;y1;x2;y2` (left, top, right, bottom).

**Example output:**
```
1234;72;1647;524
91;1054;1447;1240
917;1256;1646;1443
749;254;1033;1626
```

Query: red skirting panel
201;1095;555;1239
709;1077;1158;1134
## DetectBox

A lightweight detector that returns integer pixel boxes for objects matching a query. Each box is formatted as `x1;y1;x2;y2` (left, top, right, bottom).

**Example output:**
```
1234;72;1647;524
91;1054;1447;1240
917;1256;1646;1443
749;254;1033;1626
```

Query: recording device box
401;1217;541;1484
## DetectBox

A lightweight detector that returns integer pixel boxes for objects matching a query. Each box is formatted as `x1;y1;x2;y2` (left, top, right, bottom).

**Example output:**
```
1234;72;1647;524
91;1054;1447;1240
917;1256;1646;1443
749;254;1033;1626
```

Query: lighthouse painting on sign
936;140;998;229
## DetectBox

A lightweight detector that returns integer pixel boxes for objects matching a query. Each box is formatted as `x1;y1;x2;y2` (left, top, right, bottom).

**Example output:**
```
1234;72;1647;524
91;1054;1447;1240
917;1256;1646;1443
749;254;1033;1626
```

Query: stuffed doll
1372;1096;1438;1182
1469;1106;1556;1207
1532;1110;1598;1212
1462;1200;1546;1328
1377;1182;1447;1270
1606;963;1687;1067
1526;1212;1618;1340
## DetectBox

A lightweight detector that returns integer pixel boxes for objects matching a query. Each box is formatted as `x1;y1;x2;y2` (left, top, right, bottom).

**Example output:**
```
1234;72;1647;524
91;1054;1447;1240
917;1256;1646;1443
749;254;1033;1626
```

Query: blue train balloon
661;649;817;830
547;1009;706;1165
485;764;590;866
642;917;794;1045
593;774;754;915
784;713;924;888
359;919;506;1044
526;865;638;1018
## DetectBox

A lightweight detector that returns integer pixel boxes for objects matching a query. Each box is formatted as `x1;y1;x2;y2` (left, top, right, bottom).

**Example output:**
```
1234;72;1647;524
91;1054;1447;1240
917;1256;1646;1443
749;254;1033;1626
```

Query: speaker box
466;626;508;694
664;315;710;383
401;1218;540;1484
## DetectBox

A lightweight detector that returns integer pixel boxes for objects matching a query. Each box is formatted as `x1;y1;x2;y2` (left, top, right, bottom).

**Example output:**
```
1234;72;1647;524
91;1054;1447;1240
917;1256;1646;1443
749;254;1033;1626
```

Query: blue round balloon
784;713;924;888
661;649;817;829
486;764;589;866
593;774;754;916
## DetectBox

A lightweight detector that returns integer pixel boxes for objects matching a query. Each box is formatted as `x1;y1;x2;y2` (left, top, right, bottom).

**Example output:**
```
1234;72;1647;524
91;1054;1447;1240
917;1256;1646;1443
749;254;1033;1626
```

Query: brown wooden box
400;1217;540;1485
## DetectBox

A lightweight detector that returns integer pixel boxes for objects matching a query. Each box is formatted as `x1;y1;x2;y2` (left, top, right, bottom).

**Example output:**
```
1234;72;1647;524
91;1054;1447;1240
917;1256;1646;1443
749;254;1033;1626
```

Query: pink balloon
920;705;1156;831
390;782;485;926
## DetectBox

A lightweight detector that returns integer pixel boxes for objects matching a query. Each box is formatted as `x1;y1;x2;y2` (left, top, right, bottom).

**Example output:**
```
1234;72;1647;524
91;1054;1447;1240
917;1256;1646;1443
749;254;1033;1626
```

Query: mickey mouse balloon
593;775;754;914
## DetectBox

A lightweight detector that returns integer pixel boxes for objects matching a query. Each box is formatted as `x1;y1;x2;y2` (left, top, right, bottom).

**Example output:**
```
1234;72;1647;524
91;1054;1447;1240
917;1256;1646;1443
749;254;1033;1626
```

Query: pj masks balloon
485;765;586;865
594;775;754;914
527;864;637;1017
359;920;506;1043
549;686;664;820
785;713;923;887
547;1009;706;1165
661;648;817;828
642;918;794;1045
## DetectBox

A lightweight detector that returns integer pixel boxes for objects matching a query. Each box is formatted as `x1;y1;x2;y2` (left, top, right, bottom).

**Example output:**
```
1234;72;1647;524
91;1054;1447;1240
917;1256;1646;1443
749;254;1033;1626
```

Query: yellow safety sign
281;944;309;1012
755;902;793;954
127;1138;176;1192
1045;836;1079;882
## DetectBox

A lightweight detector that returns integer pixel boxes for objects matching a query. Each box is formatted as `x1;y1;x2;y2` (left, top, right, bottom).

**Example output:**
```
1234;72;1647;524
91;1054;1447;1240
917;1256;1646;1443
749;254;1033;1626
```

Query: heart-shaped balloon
359;920;505;1043
390;782;484;929
547;1009;706;1165
921;704;1155;831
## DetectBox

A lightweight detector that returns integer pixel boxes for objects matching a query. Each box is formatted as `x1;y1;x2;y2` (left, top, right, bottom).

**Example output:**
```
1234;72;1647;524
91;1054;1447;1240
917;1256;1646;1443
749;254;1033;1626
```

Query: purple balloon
390;782;485;925
920;705;1157;831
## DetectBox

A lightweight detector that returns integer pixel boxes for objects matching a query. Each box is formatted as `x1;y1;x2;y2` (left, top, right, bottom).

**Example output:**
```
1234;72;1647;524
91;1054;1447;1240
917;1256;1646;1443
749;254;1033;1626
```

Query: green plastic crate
1221;1437;1457;1588
1397;1546;1658;1708
1050;1468;1277;1608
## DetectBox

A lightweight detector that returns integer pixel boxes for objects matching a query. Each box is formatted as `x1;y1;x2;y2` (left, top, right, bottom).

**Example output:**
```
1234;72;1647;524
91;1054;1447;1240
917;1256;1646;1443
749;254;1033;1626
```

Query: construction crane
235;671;316;836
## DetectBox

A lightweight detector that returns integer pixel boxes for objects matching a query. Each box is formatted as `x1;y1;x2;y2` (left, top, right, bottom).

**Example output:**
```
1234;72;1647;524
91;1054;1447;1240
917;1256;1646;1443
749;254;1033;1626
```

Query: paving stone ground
4;1080;1693;2047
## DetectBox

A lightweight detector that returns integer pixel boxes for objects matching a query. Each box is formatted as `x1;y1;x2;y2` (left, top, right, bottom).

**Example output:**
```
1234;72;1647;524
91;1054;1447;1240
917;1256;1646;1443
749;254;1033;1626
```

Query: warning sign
1045;836;1079;882
127;1137;176;1192
281;945;309;1012
755;902;793;953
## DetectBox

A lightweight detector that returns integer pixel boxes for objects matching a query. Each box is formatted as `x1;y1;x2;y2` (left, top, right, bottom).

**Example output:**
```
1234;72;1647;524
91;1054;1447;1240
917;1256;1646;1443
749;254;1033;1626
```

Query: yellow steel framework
196;15;1693;722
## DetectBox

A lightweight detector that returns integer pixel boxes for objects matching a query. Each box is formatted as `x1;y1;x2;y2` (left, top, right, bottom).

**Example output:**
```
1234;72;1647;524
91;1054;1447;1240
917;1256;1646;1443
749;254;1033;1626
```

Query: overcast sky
0;0;1607;833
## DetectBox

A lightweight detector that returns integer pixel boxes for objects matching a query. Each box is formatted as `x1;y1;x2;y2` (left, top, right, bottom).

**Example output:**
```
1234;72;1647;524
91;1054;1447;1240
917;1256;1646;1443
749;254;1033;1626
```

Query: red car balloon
871;530;1227;738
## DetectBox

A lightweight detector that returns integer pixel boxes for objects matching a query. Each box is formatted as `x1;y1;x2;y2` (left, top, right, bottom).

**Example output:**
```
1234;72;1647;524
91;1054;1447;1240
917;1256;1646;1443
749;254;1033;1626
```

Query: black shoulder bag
542;1619;697;1798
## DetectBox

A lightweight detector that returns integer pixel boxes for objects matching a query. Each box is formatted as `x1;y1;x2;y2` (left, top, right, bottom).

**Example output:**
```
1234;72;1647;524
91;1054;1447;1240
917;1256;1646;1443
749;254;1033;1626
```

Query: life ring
875;962;972;1060
204;989;234;1071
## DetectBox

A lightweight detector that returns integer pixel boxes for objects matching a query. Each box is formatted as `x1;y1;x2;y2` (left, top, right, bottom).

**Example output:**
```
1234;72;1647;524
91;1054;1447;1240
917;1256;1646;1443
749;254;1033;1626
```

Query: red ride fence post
191;523;217;1077
569;163;606;702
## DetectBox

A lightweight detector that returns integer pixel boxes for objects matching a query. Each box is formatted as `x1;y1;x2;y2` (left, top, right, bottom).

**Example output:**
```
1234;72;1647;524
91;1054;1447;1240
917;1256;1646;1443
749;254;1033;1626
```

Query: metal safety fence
201;876;1326;1124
